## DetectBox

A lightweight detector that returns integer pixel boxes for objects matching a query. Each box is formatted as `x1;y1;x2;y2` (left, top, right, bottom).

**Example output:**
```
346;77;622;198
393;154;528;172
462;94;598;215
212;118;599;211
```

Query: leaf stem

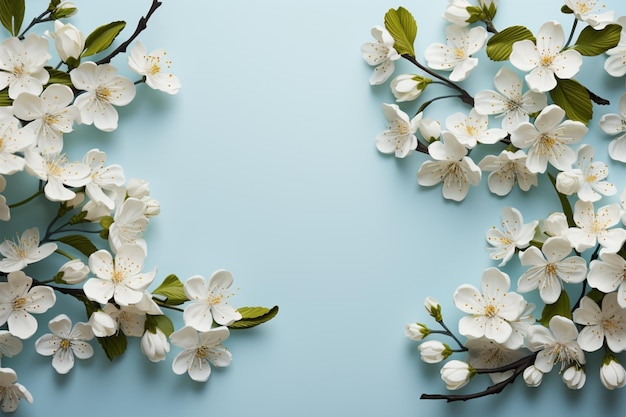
18;10;52;40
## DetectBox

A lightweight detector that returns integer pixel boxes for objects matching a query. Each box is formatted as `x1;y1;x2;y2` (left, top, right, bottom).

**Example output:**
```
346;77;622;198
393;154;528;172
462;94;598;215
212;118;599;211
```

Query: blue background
5;0;626;416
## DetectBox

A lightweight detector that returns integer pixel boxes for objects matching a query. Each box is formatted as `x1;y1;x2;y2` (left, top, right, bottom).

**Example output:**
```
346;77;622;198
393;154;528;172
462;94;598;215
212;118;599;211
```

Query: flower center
44;113;60;126
149;63;161;76
209;293;223;305
195;345;209;359
96;87;112;102
585;174;597;183
589;217;604;235
44;153;69;177
540;54;555;67
111;269;124;284
60;339;71;350
537;134;557;155
453;48;466;59
12;297;26;311
545;263;557;277
484;304;498;318
12;63;25;77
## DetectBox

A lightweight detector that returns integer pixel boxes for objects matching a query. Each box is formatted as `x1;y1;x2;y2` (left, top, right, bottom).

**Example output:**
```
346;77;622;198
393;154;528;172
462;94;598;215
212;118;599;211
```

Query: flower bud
142;197;160;217
542;212;568;237
405;322;430;341
419;118;442;143
600;357;626;390
46;21;84;63
141;328;170;362
523;365;543;387
443;0;471;26
419;340;452;364
126;178;150;199
50;1;77;19
556;170;583;196
390;74;430;102
88;310;118;337
58;259;89;284
424;297;442;322
440;360;474;390
562;365;586;389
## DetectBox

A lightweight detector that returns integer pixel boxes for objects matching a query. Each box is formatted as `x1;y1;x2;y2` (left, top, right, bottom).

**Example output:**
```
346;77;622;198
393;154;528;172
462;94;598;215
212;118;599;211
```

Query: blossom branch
421;353;537;401
96;0;163;65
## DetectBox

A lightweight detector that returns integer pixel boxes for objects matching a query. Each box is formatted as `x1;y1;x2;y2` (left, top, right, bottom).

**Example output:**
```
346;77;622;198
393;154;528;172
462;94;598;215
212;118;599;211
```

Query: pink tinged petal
52;348;75;374
510;40;540;71
35;334;61;356
184;276;208;300
183;302;214;332
551;50;582;79
525;66;557;93
8;311;38;339
83;278;115;304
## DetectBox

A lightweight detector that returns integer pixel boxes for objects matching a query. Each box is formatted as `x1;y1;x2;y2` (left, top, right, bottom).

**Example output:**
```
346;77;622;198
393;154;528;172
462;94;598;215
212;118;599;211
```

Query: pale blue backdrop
6;0;626;416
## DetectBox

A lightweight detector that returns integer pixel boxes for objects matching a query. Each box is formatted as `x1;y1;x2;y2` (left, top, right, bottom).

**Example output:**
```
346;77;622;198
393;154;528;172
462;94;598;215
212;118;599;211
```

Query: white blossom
563;200;626;253
141;328;170;362
599;92;626;162
34;314;94;374
375;104;420;158
170;325;232;382
526;316;585;373
0;368;32;412
361;26;399;85
128;41;180;94
440;360;474;390
573;293;626;353
0;228;57;273
587;252;626;308
486;206;538;266
600;358;626;390
425;25;487;82
183;270;242;330
564;0;614;29
0;34;50;99
444;108;507;148
478;150;538;196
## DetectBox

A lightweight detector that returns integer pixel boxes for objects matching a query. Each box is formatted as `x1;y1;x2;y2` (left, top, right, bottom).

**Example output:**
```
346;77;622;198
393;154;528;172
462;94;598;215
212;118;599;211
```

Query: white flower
375;104;420;158
70;62;136;131
34;314;94;374
588;252;626;308
0;117;35;175
424;296;442;321
108;197;148;253
440;360;474;390
444;108;507;148
57;259;89;284
0;227;57;273
599;92;626;162
0;331;22;358
486;206;538;266
517;236;587;304
128;41;181;94
418;340;451;364
0;34;50;99
526;315;585;373
505;301;536;350
510;21;583;92
425;25;487;82
83;149;125;210
183;270;242;330
170;325;232;382
478;150;538;196
443;0;472;26
102;303;146;337
417;132;482;201
13;84;80;152
46;20;85;62
562;365;586;389
510;104;588;173
564;0;614;29
390;74;430;102
141;328;170;362
83;244;156;306
523;364;543;387
453;267;527;344
563;200;626;253
558;145;616;202
361;26;400;85
87;310;117;337
126;178;151;198
573;293;626;353
465;337;526;383
600;358;626;390
542;212;569;237
604;17;626;78
24;150;91;202
0;271;56;339
405;322;429;341
474;67;547;133
0;368;32;412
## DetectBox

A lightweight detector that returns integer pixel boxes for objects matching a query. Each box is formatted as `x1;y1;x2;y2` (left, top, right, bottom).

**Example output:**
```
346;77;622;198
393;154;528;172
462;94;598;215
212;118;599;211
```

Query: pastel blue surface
5;0;626;416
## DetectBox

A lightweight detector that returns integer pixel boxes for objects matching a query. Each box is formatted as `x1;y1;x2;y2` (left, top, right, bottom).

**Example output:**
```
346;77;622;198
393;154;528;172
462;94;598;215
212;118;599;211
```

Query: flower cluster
0;1;276;412
364;0;626;401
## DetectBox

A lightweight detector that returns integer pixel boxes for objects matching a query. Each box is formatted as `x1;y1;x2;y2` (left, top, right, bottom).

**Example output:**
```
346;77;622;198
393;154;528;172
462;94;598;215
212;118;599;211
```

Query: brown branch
96;0;163;65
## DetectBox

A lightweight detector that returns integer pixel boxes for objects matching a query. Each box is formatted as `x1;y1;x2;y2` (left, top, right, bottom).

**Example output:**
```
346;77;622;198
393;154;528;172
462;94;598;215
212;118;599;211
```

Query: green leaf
56;234;98;257
144;314;175;337
548;173;575;228
561;5;574;14
384;7;417;57
0;0;25;36
0;88;10;106
45;67;73;86
486;25;535;61
229;306;279;329
539;290;571;326
152;274;188;306
550;78;592;125
572;24;621;56
98;332;127;361
82;21;126;57
465;6;485;24
585;288;605;304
